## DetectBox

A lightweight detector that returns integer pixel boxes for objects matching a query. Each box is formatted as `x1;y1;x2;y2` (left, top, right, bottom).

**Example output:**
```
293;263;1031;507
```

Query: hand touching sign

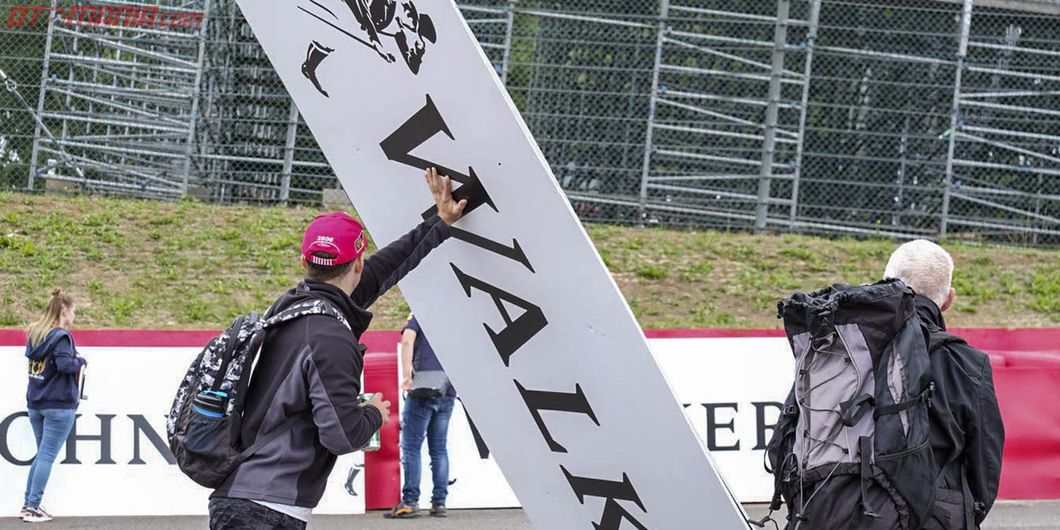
426;167;468;225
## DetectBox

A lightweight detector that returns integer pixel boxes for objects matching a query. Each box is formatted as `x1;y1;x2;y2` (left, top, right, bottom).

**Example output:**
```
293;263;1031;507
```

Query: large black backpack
766;279;936;530
166;299;348;488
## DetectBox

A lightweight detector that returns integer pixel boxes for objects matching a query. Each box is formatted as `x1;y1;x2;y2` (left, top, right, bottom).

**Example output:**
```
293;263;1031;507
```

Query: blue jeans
400;395;455;507
24;408;76;509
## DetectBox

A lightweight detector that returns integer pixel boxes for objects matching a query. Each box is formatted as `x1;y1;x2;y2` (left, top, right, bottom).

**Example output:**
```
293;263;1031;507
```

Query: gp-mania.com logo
7;3;204;30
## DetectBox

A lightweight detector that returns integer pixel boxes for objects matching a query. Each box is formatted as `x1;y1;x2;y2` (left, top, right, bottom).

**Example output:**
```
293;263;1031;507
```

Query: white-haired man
884;240;1004;530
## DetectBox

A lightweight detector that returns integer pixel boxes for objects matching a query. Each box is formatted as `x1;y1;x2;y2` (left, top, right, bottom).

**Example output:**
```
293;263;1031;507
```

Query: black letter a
451;264;546;366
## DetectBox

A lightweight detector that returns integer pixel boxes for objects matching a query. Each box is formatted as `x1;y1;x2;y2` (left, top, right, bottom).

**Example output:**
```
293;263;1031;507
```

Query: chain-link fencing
1;0;1058;245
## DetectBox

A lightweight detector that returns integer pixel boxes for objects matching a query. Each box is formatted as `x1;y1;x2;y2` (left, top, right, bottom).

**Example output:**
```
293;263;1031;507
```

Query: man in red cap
209;168;466;530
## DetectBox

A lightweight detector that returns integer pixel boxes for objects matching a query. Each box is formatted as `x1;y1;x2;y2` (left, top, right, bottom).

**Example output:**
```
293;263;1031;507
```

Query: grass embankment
0;192;1057;330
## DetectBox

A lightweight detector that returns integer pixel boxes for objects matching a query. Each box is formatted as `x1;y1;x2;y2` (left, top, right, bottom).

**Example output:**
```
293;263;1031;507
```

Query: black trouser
209;497;307;530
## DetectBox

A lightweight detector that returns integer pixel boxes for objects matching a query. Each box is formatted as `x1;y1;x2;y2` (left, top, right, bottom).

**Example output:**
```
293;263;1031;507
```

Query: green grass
0;192;1058;330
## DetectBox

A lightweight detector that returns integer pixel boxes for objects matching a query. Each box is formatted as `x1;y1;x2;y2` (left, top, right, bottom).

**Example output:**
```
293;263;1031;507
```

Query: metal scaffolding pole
280;100;299;206
754;0;791;233
30;0;207;199
500;0;517;84
183;0;212;194
941;0;973;237
637;0;670;220
28;0;58;191
789;0;820;223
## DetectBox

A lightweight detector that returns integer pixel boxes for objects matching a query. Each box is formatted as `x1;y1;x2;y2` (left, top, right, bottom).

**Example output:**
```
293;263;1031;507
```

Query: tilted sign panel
233;1;748;528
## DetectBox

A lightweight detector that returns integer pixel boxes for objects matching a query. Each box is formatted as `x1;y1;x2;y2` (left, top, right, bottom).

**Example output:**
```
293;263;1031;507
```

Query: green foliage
0;192;1056;330
635;264;668;280
1028;265;1060;320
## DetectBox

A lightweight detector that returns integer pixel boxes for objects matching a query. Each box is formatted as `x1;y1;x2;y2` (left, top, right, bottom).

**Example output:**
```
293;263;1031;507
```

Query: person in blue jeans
21;288;86;524
386;315;456;519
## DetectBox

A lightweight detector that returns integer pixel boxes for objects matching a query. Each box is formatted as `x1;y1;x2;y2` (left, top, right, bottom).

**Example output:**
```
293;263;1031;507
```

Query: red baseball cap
301;212;367;266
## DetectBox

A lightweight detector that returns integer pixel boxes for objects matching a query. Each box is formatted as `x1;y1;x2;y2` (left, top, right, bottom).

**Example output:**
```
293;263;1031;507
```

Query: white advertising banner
0;347;365;517
414;338;794;509
651;338;792;503
233;0;749;528
0;338;794;515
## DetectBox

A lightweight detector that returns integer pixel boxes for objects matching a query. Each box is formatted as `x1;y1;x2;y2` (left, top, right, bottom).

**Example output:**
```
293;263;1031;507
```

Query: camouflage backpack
166;300;348;488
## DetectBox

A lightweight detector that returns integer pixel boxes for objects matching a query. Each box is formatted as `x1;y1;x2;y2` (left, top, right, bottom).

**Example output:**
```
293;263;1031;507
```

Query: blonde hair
26;288;74;347
883;240;954;308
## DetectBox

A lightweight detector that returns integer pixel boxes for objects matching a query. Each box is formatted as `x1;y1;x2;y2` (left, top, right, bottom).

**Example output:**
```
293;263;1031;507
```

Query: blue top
25;328;85;410
404;316;456;397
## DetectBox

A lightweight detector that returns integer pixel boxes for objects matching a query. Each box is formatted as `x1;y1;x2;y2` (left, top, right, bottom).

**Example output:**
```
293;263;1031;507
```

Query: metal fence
1;0;1059;245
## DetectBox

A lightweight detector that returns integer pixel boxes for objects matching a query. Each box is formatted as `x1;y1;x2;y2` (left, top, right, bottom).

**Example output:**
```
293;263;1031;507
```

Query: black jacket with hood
917;295;1005;530
212;215;450;508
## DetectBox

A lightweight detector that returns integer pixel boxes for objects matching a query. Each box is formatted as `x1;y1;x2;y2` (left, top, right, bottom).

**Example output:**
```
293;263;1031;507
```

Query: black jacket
213;215;451;507
917;295;1005;530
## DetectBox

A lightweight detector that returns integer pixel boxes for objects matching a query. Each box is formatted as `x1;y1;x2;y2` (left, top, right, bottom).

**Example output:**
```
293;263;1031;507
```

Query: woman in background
20;288;85;524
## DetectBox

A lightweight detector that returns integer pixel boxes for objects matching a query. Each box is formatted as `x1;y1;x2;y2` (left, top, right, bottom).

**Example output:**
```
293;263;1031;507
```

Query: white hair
883;239;954;308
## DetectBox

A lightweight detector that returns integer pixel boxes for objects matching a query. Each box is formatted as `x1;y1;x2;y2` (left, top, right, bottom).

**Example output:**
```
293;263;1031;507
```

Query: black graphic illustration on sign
302;41;335;97
299;0;438;96
344;464;363;496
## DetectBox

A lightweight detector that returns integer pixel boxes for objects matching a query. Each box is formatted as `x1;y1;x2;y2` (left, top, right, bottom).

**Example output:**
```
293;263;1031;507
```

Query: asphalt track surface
1;502;1057;529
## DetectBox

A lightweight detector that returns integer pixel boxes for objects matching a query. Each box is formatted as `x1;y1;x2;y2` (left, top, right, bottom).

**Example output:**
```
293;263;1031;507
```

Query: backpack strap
226;302;348;459
840;393;875;427
765;402;798;513
874;382;935;419
926;327;967;354
264;300;350;330
859;436;881;519
211;314;256;392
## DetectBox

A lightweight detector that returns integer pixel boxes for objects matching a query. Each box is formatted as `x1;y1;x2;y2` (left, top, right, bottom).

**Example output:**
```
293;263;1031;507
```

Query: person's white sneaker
21;507;53;523
18;507;32;519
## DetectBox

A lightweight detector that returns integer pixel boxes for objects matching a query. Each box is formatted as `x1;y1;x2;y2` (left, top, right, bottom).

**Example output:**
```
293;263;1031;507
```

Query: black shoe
384;502;420;519
430;504;447;517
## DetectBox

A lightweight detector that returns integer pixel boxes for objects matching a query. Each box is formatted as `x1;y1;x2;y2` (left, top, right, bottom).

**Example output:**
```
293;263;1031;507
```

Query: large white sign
233;1;750;527
0;347;365;517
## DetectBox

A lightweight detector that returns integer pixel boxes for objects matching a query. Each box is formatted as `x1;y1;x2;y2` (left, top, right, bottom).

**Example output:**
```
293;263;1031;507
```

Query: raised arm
351;168;466;308
351;217;450;308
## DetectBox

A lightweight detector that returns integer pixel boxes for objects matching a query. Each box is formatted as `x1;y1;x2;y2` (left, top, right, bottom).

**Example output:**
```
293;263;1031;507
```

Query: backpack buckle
840;394;874;427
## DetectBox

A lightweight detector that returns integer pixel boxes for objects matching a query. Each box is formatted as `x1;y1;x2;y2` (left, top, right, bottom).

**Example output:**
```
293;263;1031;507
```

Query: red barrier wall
2;327;1057;505
362;352;402;510
990;351;1060;500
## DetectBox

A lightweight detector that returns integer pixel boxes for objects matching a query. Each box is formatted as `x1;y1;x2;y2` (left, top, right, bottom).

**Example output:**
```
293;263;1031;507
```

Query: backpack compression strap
264;299;351;331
